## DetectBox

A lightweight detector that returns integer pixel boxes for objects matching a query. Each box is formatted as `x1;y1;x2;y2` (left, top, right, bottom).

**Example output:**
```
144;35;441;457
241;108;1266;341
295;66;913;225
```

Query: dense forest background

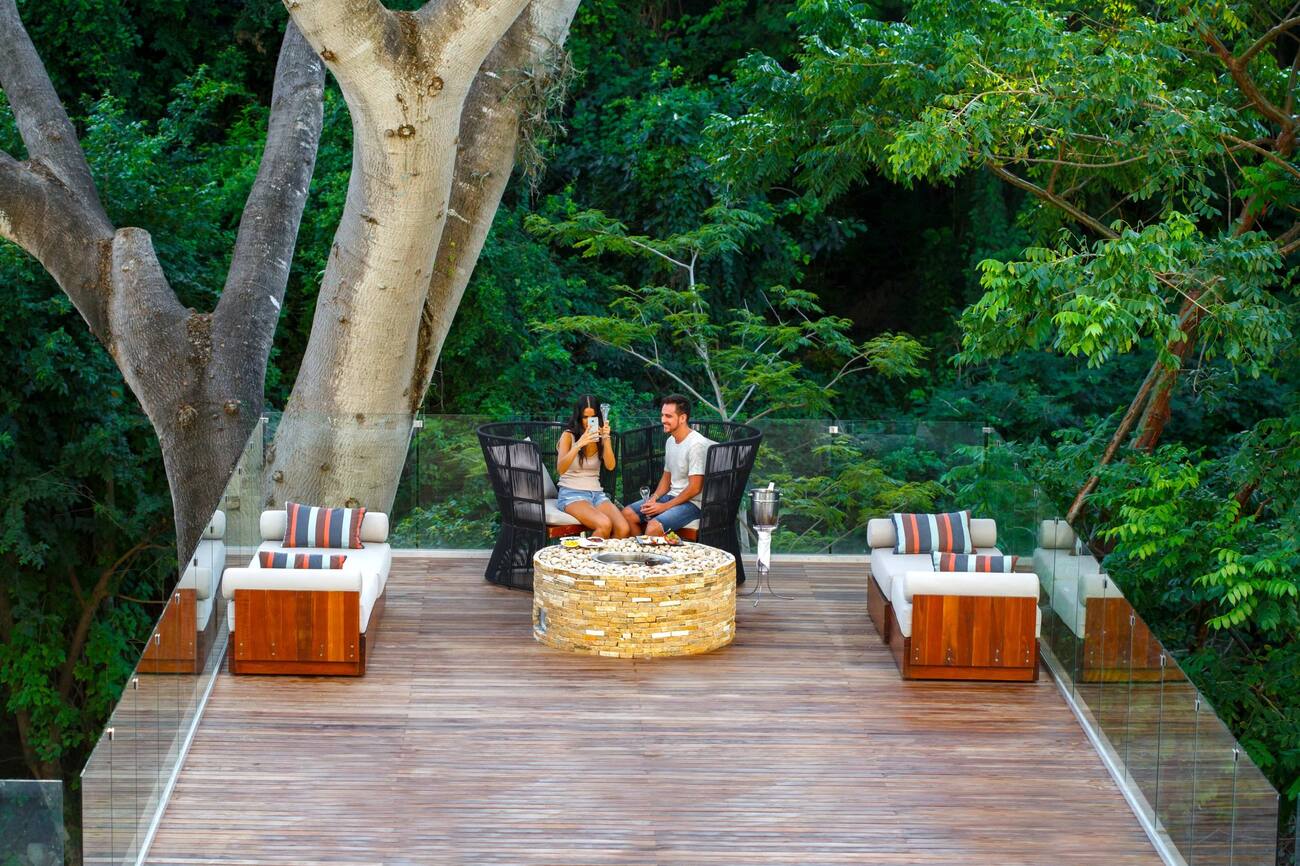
1;0;1296;857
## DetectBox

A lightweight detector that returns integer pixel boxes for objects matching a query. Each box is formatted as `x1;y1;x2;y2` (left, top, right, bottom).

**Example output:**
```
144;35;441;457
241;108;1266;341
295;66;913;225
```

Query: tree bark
411;0;581;401
268;0;571;512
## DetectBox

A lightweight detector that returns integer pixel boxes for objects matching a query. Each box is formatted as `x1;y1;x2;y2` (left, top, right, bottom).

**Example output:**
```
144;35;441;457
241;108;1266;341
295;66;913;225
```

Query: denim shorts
556;486;610;511
626;494;701;533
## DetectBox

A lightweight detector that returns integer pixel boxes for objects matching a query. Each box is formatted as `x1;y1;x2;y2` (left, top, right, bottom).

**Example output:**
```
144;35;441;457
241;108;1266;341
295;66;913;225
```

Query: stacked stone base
532;543;736;658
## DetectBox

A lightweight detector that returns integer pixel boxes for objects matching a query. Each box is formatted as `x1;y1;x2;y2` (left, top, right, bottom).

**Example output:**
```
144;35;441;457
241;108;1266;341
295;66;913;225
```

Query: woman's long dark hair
566;394;604;465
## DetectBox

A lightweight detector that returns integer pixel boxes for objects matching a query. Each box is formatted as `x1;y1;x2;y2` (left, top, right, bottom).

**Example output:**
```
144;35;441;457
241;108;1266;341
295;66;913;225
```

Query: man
623;395;714;537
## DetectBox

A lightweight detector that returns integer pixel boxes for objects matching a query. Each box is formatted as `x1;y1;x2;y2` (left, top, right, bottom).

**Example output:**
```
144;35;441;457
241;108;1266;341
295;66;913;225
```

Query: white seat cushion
548;499;699;531
252;540;392;594
870;546;1002;597
1047;555;1114;639
545;498;582;526
180;538;226;601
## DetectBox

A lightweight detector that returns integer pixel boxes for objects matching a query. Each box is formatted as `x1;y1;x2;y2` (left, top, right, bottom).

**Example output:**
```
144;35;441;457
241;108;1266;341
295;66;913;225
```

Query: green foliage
528;196;925;420
0;229;175;781
965;217;1289;371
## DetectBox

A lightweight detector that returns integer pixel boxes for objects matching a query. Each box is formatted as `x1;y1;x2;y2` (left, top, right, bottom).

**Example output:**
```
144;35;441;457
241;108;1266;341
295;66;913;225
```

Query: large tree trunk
269;0;577;511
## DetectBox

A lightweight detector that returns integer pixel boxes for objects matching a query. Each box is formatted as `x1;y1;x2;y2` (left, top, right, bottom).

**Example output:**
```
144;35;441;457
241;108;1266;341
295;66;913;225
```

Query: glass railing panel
392;414;497;549
0;779;64;866
1230;756;1281;865
1190;703;1244;864
1125;646;1166;828
80;416;262;864
1156;659;1200;854
1093;576;1135;771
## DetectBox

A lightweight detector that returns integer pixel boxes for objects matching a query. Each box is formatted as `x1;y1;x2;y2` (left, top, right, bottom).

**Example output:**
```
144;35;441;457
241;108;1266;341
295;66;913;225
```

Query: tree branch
0;0;106;214
215;23;324;355
0;152;115;337
1239;16;1300;66
431;0;535;78
582;333;715;415
1201;25;1293;131
287;0;392;75
1222;134;1300;183
57;539;158;703
411;0;582;408
987;163;1120;239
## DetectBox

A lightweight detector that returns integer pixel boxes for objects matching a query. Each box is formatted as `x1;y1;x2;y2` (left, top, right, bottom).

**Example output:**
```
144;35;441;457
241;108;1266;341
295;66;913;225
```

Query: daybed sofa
868;516;1040;682
220;509;392;676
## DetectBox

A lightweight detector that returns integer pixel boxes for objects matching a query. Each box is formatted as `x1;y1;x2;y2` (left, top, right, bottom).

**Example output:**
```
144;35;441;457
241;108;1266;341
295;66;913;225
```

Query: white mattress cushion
1038;518;1075;550
196;595;214;632
871;546;1003;597
1048;557;1115;638
252;540;391;593
545;498;582;525
203;511;226;540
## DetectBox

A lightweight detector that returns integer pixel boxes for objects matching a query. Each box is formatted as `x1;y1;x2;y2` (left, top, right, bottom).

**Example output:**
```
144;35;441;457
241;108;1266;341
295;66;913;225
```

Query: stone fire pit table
532;539;736;658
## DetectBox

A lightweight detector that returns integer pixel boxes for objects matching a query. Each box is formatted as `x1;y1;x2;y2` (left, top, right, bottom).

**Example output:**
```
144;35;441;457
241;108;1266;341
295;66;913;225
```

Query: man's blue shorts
626;494;701;533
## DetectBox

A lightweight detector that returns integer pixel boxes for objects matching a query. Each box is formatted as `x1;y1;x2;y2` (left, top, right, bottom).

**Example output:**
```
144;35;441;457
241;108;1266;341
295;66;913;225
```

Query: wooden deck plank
146;556;1160;865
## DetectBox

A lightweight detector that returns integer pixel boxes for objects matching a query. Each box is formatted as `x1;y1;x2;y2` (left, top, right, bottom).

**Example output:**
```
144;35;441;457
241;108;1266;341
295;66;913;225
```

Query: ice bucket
749;487;781;530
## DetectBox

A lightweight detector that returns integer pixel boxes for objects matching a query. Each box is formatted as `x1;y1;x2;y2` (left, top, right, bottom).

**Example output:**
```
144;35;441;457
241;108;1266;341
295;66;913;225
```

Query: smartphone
587;416;600;432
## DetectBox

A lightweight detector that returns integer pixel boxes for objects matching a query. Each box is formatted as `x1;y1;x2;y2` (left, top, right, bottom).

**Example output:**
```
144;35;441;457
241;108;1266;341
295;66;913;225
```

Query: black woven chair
619;421;763;584
477;421;618;591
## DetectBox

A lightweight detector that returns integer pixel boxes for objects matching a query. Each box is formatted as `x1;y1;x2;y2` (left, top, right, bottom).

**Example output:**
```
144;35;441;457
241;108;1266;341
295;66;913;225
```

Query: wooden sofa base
867;576;891;643
229;590;383;676
139;588;218;674
887;595;1038;682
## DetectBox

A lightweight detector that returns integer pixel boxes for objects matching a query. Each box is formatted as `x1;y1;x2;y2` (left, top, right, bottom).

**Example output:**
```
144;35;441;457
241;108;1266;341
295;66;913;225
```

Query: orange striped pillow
282;502;366;549
259;551;349;569
891;511;972;554
932;553;1017;572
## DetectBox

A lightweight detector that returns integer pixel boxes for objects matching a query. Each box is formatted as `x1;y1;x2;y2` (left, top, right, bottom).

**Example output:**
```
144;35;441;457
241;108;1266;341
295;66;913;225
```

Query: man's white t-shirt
664;429;714;507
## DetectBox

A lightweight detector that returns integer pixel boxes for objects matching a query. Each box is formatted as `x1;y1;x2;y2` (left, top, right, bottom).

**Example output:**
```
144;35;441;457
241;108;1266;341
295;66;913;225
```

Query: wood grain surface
146;555;1160;865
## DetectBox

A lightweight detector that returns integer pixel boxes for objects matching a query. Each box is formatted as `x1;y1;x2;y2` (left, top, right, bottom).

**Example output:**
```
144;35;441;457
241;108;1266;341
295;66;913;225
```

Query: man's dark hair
661;394;691;419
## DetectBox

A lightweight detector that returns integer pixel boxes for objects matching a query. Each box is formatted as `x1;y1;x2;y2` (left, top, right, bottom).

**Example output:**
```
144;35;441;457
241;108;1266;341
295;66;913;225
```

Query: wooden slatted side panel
911;594;1036;668
233;589;359;663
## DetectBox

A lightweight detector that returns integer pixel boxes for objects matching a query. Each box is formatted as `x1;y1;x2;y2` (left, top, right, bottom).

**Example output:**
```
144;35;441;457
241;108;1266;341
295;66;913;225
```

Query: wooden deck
147;555;1161;865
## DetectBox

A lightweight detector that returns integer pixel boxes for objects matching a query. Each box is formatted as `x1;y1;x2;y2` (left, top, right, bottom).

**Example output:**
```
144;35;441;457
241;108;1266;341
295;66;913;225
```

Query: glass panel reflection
0;779;64;866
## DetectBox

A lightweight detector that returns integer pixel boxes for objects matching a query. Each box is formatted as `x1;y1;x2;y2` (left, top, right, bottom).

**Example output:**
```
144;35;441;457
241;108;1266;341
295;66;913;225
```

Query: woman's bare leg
598;500;631;538
564;500;613;537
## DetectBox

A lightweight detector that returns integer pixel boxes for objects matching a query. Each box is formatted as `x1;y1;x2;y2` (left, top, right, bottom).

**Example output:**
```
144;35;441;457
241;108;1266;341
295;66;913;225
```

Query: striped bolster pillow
282;502;367;550
932;552;1017;573
891;511;973;554
259;551;349;569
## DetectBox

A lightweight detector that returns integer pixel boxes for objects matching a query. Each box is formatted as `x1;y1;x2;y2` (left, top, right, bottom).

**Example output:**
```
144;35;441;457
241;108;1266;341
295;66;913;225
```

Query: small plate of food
663;531;684;546
578;536;607;548
635;535;670;547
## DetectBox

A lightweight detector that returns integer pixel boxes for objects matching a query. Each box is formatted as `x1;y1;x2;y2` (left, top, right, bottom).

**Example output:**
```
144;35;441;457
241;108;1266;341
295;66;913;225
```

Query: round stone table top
532;539;736;658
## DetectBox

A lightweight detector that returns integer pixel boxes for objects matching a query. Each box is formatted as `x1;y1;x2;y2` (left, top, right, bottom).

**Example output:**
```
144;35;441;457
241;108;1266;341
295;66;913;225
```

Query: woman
556;395;630;538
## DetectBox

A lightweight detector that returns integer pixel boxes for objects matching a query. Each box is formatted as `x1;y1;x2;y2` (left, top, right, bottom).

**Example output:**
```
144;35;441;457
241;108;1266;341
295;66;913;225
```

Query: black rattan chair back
477;420;618;590
617;421;762;583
